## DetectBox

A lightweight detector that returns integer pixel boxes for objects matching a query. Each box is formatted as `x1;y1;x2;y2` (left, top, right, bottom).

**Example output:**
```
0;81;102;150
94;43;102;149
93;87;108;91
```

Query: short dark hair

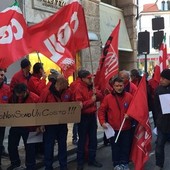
130;69;140;77
13;83;27;94
78;70;91;78
20;58;31;69
33;63;43;74
161;69;170;80
112;77;124;84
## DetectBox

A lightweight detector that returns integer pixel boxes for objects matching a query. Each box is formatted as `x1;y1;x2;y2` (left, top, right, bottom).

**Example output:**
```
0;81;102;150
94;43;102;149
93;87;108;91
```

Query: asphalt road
52;133;170;170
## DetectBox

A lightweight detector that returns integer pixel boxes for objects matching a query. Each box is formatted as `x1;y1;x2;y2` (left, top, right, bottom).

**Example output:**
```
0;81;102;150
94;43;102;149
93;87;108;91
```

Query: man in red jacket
0;68;10;168
75;70;103;170
10;58;31;92
27;62;47;158
39;75;72;170
7;83;40;170
98;77;133;170
118;70;137;95
27;62;47;96
70;69;86;145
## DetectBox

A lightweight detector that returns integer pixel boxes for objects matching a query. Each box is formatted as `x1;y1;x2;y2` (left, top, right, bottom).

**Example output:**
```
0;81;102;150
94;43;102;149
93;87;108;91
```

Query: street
2;121;170;170
52;133;170;170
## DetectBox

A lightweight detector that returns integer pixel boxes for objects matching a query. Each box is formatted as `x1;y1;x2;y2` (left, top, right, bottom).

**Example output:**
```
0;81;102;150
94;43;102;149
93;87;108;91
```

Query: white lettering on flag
104;45;118;79
43;12;79;63
61;58;75;71
0;18;23;44
135;120;152;156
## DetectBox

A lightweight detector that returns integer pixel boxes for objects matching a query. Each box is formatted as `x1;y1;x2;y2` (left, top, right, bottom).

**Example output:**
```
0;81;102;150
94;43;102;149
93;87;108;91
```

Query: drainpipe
136;0;139;20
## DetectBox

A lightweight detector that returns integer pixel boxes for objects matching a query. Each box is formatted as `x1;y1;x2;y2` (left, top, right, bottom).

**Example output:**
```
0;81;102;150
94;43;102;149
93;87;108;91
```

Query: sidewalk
1;123;104;170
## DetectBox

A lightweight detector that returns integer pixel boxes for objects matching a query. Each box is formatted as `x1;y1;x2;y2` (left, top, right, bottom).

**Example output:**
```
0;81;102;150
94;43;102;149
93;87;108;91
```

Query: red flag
153;65;160;84
28;1;89;78
94;20;120;91
159;36;168;71
126;75;152;170
0;2;32;68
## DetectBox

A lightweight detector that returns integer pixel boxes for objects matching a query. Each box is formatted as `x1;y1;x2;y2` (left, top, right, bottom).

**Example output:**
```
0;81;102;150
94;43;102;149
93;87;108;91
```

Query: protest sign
0;102;81;126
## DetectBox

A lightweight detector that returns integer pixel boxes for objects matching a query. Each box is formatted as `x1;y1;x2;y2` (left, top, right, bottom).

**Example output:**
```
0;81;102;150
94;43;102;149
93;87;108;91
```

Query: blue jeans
43;124;68;170
155;128;170;168
77;114;97;166
8;127;36;170
110;129;131;167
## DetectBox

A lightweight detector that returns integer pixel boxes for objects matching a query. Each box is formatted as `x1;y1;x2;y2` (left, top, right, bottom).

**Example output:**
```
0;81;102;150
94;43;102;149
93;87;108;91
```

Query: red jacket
124;81;137;95
39;87;72;103
148;78;159;99
69;78;81;101
0;83;10;103
8;91;39;103
10;69;30;92
8;91;39;131
75;80;103;114
131;77;142;87
98;92;132;131
27;75;47;96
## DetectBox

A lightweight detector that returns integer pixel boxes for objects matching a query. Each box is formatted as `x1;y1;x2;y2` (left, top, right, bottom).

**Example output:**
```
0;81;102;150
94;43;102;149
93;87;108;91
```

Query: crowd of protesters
0;58;170;170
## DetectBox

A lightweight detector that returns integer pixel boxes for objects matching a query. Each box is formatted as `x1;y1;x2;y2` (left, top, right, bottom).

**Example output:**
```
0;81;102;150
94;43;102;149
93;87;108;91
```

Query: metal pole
144;53;147;74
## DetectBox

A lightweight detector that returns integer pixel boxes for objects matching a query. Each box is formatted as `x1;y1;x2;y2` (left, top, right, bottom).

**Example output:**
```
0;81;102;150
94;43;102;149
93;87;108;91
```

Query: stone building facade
82;0;137;73
117;0;138;70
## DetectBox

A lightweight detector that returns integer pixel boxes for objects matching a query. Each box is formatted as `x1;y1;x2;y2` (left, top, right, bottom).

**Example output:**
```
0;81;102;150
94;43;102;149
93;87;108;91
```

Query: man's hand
124;114;129;119
36;126;45;134
92;94;96;102
79;102;83;109
102;123;108;129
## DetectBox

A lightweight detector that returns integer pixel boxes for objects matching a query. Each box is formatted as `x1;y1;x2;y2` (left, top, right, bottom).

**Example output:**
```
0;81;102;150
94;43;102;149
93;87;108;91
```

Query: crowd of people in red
0;58;170;170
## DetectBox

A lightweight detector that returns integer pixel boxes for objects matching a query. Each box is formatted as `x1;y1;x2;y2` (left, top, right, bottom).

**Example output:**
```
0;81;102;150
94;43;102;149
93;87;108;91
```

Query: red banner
159;42;168;71
153;65;160;83
94;20;120;91
126;75;152;170
0;4;32;68
28;1;89;78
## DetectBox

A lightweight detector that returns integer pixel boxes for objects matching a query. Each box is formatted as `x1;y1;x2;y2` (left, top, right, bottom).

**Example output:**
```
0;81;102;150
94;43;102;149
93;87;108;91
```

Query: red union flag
159;36;168;72
0;2;32;68
94;20;120;91
126;75;152;170
153;65;160;83
28;1;89;78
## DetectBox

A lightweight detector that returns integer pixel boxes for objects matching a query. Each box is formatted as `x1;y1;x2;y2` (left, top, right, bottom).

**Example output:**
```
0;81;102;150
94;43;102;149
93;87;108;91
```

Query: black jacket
154;85;170;133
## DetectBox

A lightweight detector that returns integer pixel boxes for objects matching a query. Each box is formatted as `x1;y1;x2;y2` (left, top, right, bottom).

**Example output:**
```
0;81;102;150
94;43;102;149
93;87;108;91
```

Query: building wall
117;0;138;70
81;0;101;73
81;0;138;73
0;0;12;11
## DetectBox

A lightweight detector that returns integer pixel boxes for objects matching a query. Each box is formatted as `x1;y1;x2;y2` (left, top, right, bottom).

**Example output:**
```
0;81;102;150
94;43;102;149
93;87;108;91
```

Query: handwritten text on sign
0;102;81;127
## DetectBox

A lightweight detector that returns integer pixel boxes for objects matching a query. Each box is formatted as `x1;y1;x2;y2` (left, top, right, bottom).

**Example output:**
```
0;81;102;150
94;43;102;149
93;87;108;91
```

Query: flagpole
87;47;97;92
88;47;95;76
115;117;126;143
36;51;42;63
